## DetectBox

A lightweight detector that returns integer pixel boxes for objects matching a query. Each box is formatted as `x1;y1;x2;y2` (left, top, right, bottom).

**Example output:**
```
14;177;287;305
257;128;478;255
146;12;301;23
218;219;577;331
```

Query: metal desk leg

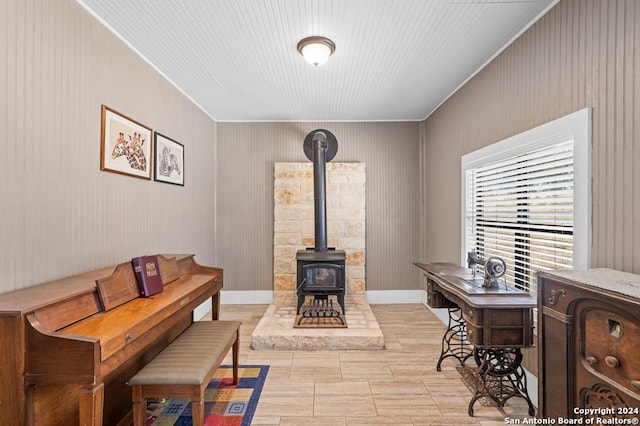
467;348;535;417
436;307;474;371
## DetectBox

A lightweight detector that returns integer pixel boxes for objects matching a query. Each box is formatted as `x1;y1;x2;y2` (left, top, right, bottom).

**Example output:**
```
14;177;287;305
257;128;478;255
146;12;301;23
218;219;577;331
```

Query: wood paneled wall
0;0;217;294
216;122;420;291
420;0;640;274
7;0;631;297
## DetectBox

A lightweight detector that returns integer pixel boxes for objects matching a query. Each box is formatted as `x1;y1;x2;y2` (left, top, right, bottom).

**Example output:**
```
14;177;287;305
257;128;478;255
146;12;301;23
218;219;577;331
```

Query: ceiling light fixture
297;36;335;67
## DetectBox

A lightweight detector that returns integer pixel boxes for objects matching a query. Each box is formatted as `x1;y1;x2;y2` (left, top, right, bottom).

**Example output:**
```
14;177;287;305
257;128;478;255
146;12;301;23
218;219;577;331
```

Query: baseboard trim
365;290;426;304
221;290;274;305
220;290;430;305
424;304;451;324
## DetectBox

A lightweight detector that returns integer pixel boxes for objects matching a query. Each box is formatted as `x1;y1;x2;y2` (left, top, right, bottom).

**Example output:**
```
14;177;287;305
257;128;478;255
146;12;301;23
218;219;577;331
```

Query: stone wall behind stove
274;162;366;294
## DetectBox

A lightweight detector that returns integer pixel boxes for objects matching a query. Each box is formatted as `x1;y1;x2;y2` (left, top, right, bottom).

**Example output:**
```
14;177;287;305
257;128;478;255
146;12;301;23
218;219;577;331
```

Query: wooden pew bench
128;320;241;426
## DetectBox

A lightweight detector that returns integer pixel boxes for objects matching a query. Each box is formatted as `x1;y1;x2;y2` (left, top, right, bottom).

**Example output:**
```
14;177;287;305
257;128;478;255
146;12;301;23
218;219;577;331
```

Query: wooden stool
128;320;241;426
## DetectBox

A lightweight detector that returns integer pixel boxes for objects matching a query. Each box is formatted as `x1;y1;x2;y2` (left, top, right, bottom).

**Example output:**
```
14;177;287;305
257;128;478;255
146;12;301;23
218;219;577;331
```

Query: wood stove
296;248;345;314
295;129;346;315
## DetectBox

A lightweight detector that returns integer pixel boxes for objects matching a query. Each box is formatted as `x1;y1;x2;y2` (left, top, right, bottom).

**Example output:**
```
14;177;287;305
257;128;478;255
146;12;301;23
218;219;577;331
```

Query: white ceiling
77;0;557;122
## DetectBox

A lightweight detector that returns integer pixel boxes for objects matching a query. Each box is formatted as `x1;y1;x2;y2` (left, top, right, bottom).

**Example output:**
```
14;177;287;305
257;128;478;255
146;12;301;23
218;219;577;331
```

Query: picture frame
100;105;153;179
154;132;184;186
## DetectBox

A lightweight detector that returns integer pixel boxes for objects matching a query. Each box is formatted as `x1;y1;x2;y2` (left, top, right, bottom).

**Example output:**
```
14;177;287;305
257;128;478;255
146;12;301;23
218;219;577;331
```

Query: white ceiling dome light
297;36;336;67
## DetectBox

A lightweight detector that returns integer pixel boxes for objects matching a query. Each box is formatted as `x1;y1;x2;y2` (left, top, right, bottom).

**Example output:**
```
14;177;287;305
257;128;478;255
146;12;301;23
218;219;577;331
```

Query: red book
131;255;163;297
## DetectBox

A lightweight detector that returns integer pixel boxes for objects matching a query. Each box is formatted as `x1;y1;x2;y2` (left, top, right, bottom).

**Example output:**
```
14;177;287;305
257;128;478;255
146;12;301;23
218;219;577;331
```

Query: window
461;108;591;295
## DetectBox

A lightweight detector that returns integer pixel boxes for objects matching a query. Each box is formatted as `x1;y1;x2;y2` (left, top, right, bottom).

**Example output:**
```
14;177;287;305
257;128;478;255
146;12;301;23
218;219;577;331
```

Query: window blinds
465;139;574;295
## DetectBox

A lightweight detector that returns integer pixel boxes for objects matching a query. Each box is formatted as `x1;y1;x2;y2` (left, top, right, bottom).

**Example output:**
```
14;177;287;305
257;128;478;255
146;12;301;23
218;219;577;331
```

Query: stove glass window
303;264;340;289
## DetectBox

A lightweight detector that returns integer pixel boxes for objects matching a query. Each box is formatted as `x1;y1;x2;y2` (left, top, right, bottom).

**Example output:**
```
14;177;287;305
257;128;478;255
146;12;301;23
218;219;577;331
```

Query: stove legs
297;294;345;315
336;294;345;314
296;297;345;326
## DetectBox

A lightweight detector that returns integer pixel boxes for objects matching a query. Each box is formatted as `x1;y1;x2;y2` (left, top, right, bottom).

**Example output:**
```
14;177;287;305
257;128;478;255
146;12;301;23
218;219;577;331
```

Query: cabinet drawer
465;320;481;346
462;305;483;324
466;307;532;348
466;321;532;348
426;279;457;308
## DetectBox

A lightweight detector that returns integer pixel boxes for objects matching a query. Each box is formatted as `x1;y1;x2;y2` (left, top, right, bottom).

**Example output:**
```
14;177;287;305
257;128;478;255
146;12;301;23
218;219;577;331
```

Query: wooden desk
0;254;222;426
415;262;536;416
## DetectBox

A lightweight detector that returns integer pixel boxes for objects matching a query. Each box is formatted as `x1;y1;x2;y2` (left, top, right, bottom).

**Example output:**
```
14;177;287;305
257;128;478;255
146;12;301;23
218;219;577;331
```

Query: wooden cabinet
538;269;640;419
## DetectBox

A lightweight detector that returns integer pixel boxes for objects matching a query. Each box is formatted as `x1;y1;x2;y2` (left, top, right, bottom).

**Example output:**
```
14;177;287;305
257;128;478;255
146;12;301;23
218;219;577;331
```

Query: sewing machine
466;250;506;289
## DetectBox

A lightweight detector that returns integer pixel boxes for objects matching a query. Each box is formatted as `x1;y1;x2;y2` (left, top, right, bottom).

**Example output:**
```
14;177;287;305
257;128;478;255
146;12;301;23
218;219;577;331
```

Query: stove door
302;263;343;292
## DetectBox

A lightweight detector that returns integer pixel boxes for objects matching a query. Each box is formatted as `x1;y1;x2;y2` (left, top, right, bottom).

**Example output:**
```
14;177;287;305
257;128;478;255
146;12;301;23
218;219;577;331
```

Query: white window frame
461;108;592;286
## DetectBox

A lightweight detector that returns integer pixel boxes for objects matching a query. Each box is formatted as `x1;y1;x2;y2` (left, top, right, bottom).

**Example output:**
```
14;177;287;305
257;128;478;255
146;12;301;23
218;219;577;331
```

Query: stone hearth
251;292;384;350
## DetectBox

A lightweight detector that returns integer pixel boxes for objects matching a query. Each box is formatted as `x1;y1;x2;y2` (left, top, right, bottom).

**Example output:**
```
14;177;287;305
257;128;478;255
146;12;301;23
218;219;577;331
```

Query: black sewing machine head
466;250;506;289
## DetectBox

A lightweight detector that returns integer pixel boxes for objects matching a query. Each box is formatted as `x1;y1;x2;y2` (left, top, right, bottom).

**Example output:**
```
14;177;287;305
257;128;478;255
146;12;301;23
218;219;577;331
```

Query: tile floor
216;303;535;426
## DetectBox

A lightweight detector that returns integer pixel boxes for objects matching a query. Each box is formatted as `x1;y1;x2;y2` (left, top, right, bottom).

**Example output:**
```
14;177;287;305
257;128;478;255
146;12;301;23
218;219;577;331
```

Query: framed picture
154;132;184;186
100;105;153;179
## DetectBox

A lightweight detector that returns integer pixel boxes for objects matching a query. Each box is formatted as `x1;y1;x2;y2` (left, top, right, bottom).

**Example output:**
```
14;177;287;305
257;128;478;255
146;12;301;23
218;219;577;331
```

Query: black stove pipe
311;131;328;252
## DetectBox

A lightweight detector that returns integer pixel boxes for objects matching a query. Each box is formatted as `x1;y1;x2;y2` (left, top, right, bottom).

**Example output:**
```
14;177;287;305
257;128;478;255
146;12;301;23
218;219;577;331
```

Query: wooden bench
128;320;241;426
